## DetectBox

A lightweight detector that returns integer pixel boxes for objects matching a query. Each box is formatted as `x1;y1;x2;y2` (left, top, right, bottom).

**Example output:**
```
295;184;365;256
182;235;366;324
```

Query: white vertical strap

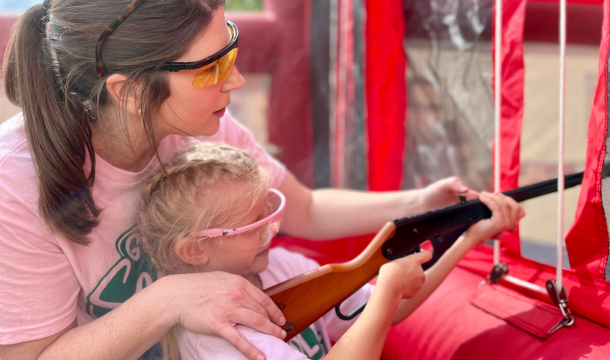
329;0;338;186
493;0;503;265
557;0;567;293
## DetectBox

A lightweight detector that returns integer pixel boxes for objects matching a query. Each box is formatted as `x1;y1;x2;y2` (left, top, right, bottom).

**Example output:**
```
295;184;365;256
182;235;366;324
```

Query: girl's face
200;195;273;279
157;8;244;138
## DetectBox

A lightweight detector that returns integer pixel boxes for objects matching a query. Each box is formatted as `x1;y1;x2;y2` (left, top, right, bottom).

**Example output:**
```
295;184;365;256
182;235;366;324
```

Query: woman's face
157;8;244;138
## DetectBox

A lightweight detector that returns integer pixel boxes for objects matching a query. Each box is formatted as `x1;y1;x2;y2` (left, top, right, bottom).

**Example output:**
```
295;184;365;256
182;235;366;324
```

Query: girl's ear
105;74;141;115
175;237;210;266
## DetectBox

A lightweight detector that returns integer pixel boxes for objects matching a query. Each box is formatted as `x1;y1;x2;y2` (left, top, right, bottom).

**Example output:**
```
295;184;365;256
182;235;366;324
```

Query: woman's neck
91;113;161;172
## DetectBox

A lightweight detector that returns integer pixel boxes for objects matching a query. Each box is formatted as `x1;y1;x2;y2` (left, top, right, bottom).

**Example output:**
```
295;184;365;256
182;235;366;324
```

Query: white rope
556;0;567;294
493;0;502;265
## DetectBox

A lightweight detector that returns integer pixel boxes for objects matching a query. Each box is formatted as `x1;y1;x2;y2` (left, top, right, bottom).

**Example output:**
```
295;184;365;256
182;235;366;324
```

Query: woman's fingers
231;307;287;340
241;279;286;327
463;189;480;201
216;325;267;360
448;177;469;194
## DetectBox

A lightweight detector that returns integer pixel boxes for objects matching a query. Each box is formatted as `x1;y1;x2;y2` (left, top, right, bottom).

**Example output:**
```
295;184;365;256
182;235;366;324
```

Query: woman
0;1;523;360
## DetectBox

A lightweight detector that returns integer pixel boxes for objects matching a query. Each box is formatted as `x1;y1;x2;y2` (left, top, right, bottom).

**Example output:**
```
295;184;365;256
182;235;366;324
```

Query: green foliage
225;0;263;11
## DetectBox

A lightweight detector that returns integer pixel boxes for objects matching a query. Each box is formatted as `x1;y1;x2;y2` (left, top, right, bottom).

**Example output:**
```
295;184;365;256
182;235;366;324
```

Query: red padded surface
470;284;565;339
381;267;610;360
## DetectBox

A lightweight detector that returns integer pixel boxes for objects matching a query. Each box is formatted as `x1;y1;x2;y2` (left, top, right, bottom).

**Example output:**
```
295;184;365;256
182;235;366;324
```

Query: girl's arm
0;273;286;360
278;172;477;240
325;251;432;360
324;192;524;360
391;192;525;324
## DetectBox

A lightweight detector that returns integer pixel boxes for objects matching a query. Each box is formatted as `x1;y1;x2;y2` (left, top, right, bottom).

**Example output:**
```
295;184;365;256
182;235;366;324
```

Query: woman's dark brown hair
3;0;225;245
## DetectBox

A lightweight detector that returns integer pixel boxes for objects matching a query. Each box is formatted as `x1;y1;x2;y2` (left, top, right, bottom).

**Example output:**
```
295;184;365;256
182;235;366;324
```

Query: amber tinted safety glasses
96;0;239;88
159;21;239;88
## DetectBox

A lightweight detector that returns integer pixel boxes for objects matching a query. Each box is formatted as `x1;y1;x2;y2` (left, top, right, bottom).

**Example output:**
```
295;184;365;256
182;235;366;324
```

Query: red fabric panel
460;245;610;328
491;0;527;256
381;267;610;360
470;283;565;339
565;0;610;280
365;0;406;191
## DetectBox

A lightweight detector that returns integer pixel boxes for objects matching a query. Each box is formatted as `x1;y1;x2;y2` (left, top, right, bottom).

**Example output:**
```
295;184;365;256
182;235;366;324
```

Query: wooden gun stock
265;172;584;342
264;223;396;341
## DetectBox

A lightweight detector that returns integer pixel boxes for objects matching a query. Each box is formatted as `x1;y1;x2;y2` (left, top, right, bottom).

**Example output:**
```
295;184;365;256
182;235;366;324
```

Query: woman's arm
278;172;477;240
0;273;286;360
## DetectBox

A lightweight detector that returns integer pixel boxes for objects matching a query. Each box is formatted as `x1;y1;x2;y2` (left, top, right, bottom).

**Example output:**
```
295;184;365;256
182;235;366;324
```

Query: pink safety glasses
190;189;285;250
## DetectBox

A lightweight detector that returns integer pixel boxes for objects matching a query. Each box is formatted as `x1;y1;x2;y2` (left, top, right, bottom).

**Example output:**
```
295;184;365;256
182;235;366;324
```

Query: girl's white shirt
175;247;375;360
0;111;285;345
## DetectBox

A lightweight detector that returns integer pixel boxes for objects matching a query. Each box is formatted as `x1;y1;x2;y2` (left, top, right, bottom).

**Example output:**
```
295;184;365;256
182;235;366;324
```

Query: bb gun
264;172;584;341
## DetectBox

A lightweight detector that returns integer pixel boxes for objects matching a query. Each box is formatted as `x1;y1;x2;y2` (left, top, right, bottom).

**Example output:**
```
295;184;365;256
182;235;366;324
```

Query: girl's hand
415;177;479;214
377;251;433;300
156;272;287;360
464;191;526;248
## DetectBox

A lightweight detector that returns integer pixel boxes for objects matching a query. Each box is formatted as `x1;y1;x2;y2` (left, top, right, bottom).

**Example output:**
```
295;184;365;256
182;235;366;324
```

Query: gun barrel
504;171;583;202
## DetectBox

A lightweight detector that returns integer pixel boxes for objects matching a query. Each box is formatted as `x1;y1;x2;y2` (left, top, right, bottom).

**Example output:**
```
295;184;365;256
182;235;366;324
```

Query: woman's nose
221;65;245;92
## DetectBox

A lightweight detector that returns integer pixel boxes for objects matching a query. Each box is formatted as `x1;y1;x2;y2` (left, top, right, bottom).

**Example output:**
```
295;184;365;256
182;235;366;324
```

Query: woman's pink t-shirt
0;112;286;345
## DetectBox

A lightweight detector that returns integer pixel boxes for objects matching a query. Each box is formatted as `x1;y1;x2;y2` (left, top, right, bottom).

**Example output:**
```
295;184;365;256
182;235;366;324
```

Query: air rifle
264;172;584;341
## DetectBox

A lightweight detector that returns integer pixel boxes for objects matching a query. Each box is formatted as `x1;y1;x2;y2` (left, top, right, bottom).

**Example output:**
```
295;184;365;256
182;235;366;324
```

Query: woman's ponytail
4;4;98;245
3;0;224;245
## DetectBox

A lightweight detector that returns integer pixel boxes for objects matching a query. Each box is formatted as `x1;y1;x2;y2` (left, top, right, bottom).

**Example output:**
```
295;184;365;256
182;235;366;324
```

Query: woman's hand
377;251;433;300
156;272;287;360
463;191;526;248
415;177;479;214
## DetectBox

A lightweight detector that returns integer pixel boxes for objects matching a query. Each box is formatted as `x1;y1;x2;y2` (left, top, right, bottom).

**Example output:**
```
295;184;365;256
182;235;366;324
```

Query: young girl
138;142;522;360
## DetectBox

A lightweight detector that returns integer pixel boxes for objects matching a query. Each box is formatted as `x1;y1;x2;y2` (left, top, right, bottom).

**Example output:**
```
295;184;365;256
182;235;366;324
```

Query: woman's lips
213;107;226;117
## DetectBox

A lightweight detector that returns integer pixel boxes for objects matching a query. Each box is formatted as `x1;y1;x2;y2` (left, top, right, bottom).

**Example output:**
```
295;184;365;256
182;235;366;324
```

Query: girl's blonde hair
139;142;270;275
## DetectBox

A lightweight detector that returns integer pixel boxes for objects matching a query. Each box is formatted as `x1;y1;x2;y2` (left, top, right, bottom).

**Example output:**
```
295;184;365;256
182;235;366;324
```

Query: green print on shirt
86;225;157;318
288;327;328;360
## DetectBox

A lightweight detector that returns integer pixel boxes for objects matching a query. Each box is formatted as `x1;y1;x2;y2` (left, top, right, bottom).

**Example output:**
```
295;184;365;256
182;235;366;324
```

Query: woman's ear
175;237;210;266
105;74;141;115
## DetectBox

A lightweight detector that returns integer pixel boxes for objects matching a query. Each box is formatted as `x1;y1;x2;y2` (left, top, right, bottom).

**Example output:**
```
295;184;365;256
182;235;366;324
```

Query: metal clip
487;263;509;284
546;279;575;327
